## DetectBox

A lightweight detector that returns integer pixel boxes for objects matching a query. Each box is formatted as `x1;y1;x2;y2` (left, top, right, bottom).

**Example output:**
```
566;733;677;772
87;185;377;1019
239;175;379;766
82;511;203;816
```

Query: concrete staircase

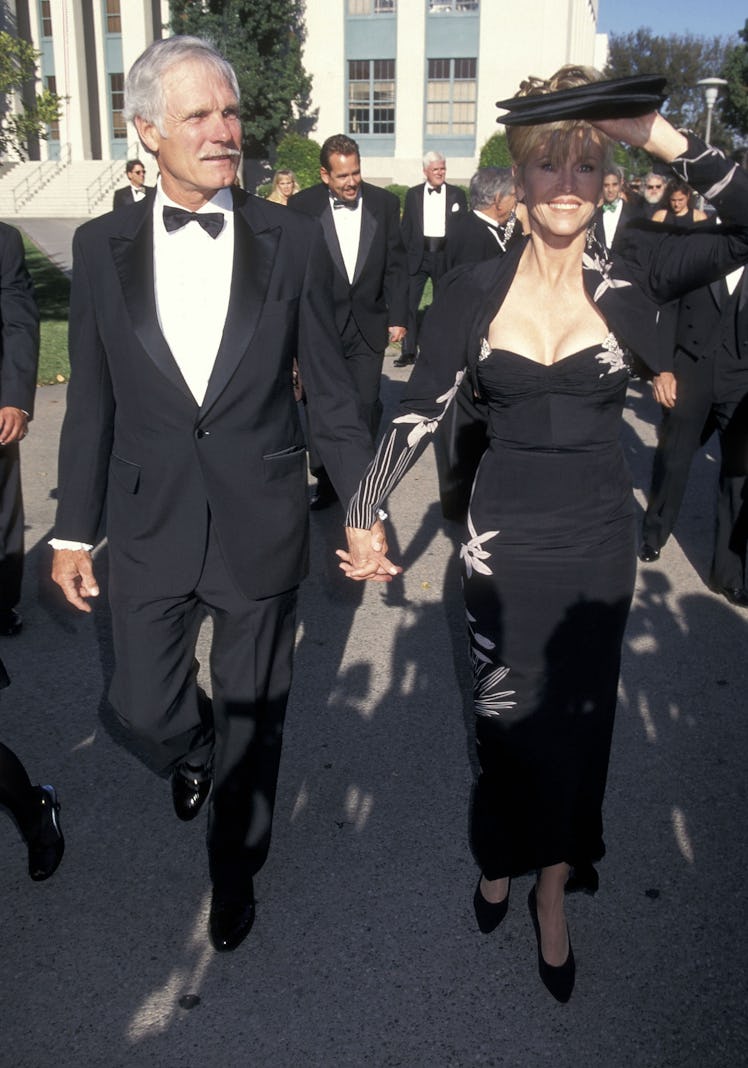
0;156;129;218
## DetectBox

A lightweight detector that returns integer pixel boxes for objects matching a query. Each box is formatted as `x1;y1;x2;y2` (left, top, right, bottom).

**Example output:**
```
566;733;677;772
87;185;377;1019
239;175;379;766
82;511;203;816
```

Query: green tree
0;31;62;159
478;132;512;168
275;131;320;188
605;28;736;156
721;20;748;139
169;0;317;160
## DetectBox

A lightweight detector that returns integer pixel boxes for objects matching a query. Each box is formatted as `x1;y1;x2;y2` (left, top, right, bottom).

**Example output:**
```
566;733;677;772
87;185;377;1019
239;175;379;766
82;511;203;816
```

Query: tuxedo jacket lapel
110;207;195;403
201;200;280;414
318;207;348;281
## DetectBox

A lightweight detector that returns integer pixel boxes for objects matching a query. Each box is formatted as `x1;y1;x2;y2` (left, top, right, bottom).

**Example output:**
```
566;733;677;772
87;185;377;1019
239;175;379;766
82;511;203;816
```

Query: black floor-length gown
345;135;748;892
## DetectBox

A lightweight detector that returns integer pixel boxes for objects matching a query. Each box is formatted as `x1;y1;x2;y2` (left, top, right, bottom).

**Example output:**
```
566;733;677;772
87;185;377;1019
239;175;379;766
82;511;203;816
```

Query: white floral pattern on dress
393;369;465;447
465;609;516;717
459;511;500;578
595;333;632;377
582;227;633;303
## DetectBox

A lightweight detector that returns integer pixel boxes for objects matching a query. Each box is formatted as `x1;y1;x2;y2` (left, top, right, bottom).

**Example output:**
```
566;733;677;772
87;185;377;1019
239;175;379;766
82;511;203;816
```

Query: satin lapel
200;203;280;415
709;279;724;309
110;210;194;402
352;202;377;285
319;207;348;281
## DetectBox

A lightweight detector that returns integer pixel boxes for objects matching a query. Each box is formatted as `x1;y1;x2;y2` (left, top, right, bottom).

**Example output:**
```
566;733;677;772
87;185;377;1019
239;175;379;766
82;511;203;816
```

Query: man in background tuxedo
639;266;748;606
112;158;151;209
0;223;39;636
593;165;641;251
445;167;517;270
290;134;407;509
396;151;467;366
50;36;378;952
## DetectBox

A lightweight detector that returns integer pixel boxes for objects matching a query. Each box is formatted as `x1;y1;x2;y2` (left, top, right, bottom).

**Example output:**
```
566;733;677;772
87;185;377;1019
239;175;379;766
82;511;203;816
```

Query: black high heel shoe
527;886;575;1002
473;876;510;933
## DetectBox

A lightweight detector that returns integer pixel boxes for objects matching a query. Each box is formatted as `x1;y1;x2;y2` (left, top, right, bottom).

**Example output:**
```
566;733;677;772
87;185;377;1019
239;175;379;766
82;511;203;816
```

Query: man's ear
135;115;160;156
320;166;330;187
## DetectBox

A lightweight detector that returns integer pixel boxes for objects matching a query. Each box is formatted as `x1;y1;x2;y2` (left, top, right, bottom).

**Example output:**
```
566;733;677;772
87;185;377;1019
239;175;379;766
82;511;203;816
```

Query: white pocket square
451;202;460;212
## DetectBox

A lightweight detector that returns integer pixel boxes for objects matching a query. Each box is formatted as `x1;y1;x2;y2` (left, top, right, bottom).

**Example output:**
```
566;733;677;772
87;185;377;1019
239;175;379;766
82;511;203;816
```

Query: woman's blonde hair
505;65;614;172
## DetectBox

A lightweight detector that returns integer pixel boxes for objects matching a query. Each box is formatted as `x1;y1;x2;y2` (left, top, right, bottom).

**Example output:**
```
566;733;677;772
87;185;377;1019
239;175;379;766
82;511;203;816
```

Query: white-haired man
50;36;378;953
396;151;467;366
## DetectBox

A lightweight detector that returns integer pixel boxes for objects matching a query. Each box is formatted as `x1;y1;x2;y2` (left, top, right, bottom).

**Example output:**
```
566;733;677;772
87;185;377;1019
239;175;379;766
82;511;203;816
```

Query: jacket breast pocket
109;454;141;494
262;445;306;483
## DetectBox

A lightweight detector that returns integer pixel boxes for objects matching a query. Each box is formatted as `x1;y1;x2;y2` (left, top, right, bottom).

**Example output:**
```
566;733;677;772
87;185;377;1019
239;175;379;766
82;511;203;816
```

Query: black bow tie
163;205;224;238
428;186;442;195
331;196;358;211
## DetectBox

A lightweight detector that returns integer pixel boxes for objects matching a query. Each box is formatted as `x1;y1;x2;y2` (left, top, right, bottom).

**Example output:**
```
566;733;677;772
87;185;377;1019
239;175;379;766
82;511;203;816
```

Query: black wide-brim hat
496;74;668;126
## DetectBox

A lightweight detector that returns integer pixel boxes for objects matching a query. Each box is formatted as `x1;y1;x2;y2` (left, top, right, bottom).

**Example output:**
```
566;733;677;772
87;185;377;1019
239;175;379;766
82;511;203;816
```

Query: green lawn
22;235;71;385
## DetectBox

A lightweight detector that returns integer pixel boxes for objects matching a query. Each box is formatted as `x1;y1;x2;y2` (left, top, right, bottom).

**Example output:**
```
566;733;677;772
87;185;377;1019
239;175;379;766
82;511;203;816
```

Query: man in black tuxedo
639;267;748;606
50;36;378;952
289;134;407;508
112;158;151;209
396;151;467;366
445;167;517;271
0;223;39;636
593;166;641;251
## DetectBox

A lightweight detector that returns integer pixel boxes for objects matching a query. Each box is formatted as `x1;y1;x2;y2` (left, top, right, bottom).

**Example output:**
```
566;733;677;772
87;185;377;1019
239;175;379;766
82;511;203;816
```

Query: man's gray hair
423;150;445;167
469;167;514;210
603;164;623;181
123;36;240;136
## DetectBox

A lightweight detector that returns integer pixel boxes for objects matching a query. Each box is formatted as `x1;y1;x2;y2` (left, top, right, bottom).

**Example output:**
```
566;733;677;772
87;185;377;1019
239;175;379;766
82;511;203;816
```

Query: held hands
51;549;100;613
388;326;407;344
0;407;28;445
337;518;402;582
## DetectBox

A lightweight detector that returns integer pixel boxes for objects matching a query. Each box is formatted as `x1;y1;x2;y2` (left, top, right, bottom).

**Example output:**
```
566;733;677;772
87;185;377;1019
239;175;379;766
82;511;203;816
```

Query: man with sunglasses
112;159;151;209
641;171;667;219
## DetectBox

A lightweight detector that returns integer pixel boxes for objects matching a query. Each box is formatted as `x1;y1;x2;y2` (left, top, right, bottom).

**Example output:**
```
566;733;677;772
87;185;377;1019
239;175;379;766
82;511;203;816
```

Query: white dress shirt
154;182;234;405
602;199;623;248
329;193;362;283
423;184;446;238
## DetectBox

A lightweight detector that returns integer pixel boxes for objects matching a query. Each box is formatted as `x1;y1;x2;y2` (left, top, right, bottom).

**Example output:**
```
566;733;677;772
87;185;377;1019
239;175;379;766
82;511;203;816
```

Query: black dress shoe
393;354;415;367
171;763;212;821
209;884;256;952
473;875;510;933
708;582;748;608
309;482;337;511
0;609;23;636
27;785;65;881
638;543;660;563
528;886;575;1003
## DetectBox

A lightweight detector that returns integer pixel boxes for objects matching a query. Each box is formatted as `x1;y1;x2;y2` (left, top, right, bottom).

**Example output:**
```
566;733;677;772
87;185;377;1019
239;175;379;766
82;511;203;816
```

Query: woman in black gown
339;67;748;1001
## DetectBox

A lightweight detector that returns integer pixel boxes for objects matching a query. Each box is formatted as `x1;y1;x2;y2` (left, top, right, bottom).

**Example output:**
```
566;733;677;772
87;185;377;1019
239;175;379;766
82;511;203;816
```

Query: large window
429;1;479;11
348;60;395;136
39;0;52;37
104;0;122;34
109;73;126;138
45;75;60;141
348;0;396;13
426;57;476;137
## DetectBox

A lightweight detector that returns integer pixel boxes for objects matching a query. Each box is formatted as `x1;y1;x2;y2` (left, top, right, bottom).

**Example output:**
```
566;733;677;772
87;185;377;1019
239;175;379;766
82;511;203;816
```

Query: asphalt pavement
0;220;746;1067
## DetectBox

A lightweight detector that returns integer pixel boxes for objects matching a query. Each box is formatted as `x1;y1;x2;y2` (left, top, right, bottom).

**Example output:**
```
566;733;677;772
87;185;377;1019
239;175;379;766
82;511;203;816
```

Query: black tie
331;197;357;211
163;205;224;239
428;186;441;195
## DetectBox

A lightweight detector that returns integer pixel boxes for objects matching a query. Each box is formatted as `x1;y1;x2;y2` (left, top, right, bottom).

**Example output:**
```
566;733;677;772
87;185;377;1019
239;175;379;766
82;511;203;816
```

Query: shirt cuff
49;539;94;551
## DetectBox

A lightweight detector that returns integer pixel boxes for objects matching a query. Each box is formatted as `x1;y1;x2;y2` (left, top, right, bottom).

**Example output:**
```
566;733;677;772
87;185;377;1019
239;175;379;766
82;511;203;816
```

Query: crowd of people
2;37;746;1007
